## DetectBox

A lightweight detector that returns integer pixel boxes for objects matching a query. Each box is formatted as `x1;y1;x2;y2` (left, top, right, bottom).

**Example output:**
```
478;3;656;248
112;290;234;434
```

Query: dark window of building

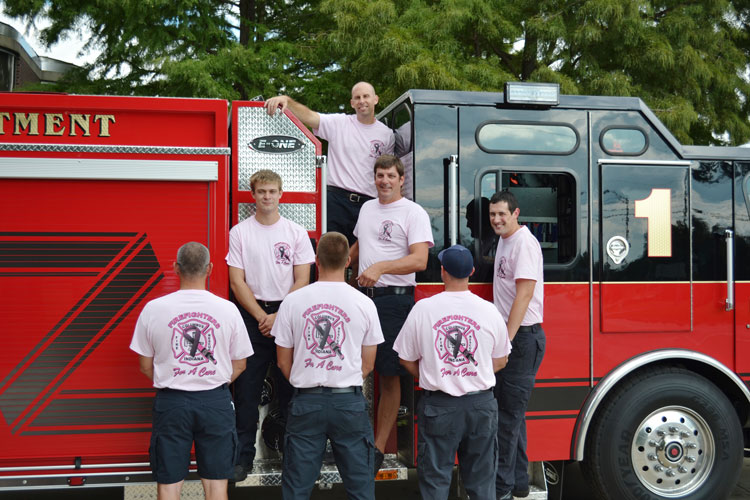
0;49;14;91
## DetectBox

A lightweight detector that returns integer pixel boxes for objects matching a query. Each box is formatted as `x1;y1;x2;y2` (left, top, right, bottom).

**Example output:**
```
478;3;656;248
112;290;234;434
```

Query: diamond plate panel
235;454;407;487
236;106;317;192
238;203;317;232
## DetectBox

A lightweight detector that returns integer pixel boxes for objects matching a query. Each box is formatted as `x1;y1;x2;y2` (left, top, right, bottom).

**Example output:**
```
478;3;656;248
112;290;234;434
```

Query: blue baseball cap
438;245;474;278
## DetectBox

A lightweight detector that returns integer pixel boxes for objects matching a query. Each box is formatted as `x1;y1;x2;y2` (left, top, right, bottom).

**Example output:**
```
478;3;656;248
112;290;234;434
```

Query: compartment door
599;161;691;333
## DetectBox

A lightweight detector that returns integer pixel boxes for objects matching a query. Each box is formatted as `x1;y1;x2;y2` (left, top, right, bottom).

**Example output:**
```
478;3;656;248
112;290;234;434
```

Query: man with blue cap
393;244;511;500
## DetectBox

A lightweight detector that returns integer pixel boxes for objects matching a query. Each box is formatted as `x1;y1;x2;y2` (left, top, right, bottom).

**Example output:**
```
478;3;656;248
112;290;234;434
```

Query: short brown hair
373;154;404;177
250;169;282;192
316;232;349;270
490;190;519;213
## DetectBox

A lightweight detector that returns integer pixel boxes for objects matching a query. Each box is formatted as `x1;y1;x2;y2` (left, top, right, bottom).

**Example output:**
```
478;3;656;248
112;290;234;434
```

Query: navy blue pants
233;303;293;467
282;389;375;500
417;390;498;500
326;186;372;245
494;324;545;496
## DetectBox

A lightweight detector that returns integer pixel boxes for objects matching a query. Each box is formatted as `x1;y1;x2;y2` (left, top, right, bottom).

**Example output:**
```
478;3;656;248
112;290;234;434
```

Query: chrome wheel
631;406;713;497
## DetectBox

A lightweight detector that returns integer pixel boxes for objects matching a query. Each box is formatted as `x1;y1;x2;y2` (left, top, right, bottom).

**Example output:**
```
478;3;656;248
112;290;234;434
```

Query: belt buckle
348;193;360;203
365;287;375;298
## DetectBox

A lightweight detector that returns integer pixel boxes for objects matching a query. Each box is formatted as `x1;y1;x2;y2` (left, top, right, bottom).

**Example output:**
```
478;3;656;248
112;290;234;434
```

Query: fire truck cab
379;83;750;500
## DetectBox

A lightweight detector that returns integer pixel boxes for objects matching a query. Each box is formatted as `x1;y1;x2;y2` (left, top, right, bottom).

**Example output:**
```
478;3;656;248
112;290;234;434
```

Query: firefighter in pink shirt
225;169;315;481
350;154;434;474
489;190;546;500
272;232;384;500
130;242;253;500
394;244;510;500
264;82;395;244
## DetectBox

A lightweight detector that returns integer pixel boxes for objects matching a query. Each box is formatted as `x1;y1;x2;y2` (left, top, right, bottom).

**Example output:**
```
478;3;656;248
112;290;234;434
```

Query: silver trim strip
0;462;151;472
448;154;459;246
588;111;594;388
726;229;735;311
573;349;750;461
597;159;691;166
319;155;327;234
0;143;230;155
0;158;219;181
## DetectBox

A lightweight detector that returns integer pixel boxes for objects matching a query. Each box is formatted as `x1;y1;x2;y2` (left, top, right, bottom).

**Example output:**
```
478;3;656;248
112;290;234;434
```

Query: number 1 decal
634;188;672;257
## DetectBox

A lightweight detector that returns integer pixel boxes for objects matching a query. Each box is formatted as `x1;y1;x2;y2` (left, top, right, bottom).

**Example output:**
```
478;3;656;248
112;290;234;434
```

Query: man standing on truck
264;82;395;244
394;244;511;500
489;190;546;500
226;169;316;482
130;241;253;500
272;231;383;499
350;154;433;474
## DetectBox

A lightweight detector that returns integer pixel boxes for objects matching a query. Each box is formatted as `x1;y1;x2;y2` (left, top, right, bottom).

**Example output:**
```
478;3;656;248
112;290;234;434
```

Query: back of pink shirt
394;291;511;396
315;114;395;198
226;216;315;301
493;225;544;324
130;290;253;391
272;281;384;388
353;198;434;287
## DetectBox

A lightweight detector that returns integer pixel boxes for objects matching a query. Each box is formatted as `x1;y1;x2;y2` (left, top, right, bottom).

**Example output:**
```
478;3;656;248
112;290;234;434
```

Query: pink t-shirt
394;290;511;397
315;114;395;198
353;197;434;287
226;215;315;301
130;290;253;391
493;225;544;325
272;281;384;388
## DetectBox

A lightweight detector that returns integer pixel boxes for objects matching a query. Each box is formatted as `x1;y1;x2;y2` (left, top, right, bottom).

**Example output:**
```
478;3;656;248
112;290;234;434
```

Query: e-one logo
249;135;304;154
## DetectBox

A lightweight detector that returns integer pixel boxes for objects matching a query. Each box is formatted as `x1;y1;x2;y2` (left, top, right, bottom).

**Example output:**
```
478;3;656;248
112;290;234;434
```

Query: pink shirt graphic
272;281;384;388
315;113;395;198
353;197;434;287
493;225;544;325
394;290;511;396
130;290;253;391
226;215;315;301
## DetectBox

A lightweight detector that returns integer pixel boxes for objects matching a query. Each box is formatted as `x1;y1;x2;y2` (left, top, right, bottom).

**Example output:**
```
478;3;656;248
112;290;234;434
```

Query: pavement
2;458;750;499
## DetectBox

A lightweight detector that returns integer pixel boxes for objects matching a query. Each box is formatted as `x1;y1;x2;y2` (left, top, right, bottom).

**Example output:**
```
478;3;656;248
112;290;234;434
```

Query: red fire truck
1;83;749;500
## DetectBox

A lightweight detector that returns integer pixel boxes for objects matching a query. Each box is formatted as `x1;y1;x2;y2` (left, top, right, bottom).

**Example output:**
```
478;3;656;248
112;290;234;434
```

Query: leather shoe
512;488;530;498
374;448;385;476
497;491;513;500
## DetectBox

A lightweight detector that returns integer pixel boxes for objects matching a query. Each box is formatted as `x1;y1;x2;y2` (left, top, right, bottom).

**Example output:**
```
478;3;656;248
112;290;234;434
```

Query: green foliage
5;0;750;144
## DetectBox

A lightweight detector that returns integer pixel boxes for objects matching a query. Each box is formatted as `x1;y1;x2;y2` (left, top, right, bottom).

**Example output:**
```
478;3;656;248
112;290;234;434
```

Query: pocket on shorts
421;405;458;437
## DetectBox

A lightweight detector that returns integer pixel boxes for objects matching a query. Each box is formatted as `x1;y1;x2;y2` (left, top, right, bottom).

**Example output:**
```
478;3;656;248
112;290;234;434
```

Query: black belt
517;324;541;333
424;388;492;398
257;300;282;310
295;386;361;394
359;286;414;298
328;186;373;204
158;383;228;393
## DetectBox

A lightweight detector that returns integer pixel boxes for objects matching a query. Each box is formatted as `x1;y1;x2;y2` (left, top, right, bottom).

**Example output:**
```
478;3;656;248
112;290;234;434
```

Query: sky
0;10;98;66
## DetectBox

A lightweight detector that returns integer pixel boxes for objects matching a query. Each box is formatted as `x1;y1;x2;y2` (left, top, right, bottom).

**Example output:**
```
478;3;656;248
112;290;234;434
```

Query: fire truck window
600;127;647;155
504;172;576;265
476;122;579;155
392;104;414;199
744;173;750;219
469;171;576;281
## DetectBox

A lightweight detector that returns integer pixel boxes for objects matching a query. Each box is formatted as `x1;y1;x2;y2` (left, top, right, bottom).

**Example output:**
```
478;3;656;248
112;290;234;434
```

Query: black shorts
373;294;414;377
149;385;237;484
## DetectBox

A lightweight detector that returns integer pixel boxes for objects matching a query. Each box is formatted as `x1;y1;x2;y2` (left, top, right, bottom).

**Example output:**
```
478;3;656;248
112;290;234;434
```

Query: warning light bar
504;82;559;106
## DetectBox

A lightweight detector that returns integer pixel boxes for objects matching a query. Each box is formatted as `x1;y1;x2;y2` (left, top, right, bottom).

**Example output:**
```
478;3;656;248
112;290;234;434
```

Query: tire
581;366;743;500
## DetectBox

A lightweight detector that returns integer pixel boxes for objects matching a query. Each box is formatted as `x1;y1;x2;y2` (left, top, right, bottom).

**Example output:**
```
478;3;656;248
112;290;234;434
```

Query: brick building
0;22;77;91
